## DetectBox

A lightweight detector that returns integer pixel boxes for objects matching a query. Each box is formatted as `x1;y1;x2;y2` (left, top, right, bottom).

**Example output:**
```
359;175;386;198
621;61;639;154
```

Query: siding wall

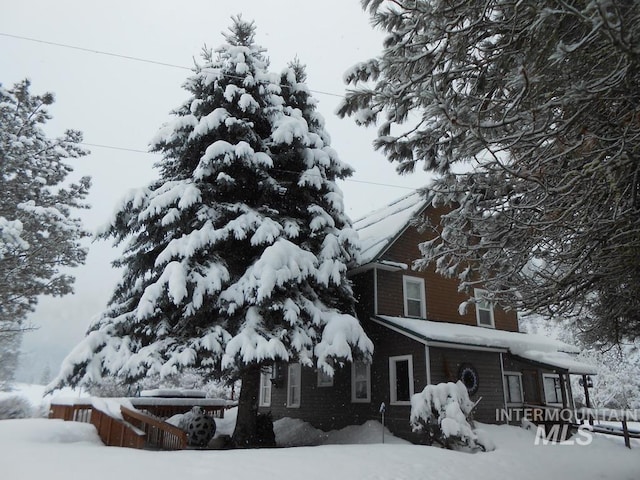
374;206;518;331
429;346;506;424
366;320;428;442
259;362;371;431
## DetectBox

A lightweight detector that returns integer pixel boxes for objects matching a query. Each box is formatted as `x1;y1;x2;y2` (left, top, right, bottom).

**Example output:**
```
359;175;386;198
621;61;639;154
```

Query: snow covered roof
353;191;429;265
373;315;597;375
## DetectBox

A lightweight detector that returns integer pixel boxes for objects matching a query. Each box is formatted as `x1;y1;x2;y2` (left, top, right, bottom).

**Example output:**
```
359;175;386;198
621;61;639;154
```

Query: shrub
0;395;33;419
410;380;487;451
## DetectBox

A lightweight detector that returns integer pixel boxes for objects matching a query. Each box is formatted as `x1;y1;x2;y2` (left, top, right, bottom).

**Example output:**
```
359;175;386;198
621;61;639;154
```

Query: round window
458;363;480;396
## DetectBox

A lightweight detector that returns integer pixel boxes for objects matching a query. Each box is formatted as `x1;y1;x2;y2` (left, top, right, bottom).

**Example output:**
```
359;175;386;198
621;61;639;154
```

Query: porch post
582;374;592;409
559;373;570;421
582;374;593;426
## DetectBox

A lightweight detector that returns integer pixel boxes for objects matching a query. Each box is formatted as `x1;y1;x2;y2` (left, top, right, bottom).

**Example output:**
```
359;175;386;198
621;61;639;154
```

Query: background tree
0;80;90;388
339;0;640;344
52;18;372;447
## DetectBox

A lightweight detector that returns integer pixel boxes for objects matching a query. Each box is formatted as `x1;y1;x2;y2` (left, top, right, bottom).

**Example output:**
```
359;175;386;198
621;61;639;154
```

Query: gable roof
353;190;429;265
373;315;596;375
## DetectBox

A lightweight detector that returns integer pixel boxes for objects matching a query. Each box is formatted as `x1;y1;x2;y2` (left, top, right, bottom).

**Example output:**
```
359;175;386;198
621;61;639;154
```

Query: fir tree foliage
54;18;372;392
340;1;640;344
0;80;90;333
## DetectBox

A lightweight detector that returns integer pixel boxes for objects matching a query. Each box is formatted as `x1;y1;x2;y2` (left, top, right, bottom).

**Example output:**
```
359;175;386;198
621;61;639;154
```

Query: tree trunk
231;364;261;448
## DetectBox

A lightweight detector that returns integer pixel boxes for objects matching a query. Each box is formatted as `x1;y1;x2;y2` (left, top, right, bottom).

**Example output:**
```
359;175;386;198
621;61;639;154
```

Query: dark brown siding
429;346;506;424
351;270;375;320
366;320;428;442
259;362;372;431
373;207;518;331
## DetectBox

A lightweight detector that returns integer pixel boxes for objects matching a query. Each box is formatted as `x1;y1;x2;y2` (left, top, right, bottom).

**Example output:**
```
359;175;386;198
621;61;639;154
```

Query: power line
0;32;190;71
4;32;416;191
79;142;417;191
0;32;345;99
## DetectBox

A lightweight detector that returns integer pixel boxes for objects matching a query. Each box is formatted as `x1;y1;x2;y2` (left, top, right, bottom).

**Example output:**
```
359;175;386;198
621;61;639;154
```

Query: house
259;191;596;442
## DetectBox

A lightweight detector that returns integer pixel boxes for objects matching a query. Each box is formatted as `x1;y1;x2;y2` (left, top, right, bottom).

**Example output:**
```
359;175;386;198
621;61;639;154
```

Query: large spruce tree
53;17;372;446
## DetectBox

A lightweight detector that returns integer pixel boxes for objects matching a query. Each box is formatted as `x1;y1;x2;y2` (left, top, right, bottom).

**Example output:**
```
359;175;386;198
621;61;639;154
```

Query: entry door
521;370;541;405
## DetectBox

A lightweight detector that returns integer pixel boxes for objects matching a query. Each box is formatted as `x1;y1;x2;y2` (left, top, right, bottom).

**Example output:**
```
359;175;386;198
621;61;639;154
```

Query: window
287;363;301;408
317;359;334;387
474;288;495;328
259;366;273;407
389;355;414;405
503;372;523;404
403;276;426;318
351;360;371;403
543;374;562;405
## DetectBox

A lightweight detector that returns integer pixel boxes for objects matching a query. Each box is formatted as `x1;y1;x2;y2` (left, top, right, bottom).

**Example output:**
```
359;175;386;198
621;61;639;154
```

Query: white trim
403;275;426;318
499;352;508;413
374;267;378;316
542;373;563;406
474;288;495;328
425;346;431;386
503;370;524;405
351;360;371;403
389;355;414;405
287;363;301;408
258;366;273;407
348;261;407;276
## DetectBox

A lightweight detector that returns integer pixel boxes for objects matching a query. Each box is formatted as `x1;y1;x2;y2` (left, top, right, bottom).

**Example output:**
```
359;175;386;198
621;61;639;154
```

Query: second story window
474;288;495;328
403;276;426;318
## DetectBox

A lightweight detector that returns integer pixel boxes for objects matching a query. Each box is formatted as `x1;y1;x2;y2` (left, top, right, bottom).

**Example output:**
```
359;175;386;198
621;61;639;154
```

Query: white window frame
474;288;495;328
403;275;426;318
543;374;563;406
258;366;274;407
351;360;371;403
287;363;301;408
389;355;414;405
503;371;524;405
317;359;334;387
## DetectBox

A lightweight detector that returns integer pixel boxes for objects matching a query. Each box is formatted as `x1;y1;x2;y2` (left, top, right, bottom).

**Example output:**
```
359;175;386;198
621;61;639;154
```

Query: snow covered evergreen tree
52;17;372;447
0;80;90;336
339;1;640;345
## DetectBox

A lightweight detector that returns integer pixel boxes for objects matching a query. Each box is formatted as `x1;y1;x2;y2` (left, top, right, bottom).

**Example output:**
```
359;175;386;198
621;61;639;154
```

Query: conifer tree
340;1;640;344
0;80;90;335
53;17;372;447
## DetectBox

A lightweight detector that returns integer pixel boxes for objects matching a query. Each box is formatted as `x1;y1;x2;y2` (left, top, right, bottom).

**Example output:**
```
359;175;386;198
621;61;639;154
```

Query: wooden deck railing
49;401;93;423
49;397;235;450
120;406;186;450
90;406;146;449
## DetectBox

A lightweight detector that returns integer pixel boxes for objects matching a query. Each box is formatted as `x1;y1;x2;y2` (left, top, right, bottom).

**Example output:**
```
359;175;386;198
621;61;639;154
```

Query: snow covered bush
0;394;33;419
410;380;489;451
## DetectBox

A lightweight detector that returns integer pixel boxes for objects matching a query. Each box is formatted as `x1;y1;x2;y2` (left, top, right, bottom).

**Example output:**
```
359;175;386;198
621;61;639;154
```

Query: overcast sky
2;0;427;383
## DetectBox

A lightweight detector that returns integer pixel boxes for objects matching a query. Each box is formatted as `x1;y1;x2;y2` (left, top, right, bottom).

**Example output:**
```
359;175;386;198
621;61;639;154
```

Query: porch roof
373;315;597;375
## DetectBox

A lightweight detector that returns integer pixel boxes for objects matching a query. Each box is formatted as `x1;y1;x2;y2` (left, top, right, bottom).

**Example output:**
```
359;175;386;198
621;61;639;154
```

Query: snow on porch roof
353;190;429;265
374;315;597;375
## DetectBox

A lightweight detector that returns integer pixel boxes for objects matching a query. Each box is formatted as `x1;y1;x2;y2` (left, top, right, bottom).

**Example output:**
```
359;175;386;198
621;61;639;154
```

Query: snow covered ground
2;385;640;480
